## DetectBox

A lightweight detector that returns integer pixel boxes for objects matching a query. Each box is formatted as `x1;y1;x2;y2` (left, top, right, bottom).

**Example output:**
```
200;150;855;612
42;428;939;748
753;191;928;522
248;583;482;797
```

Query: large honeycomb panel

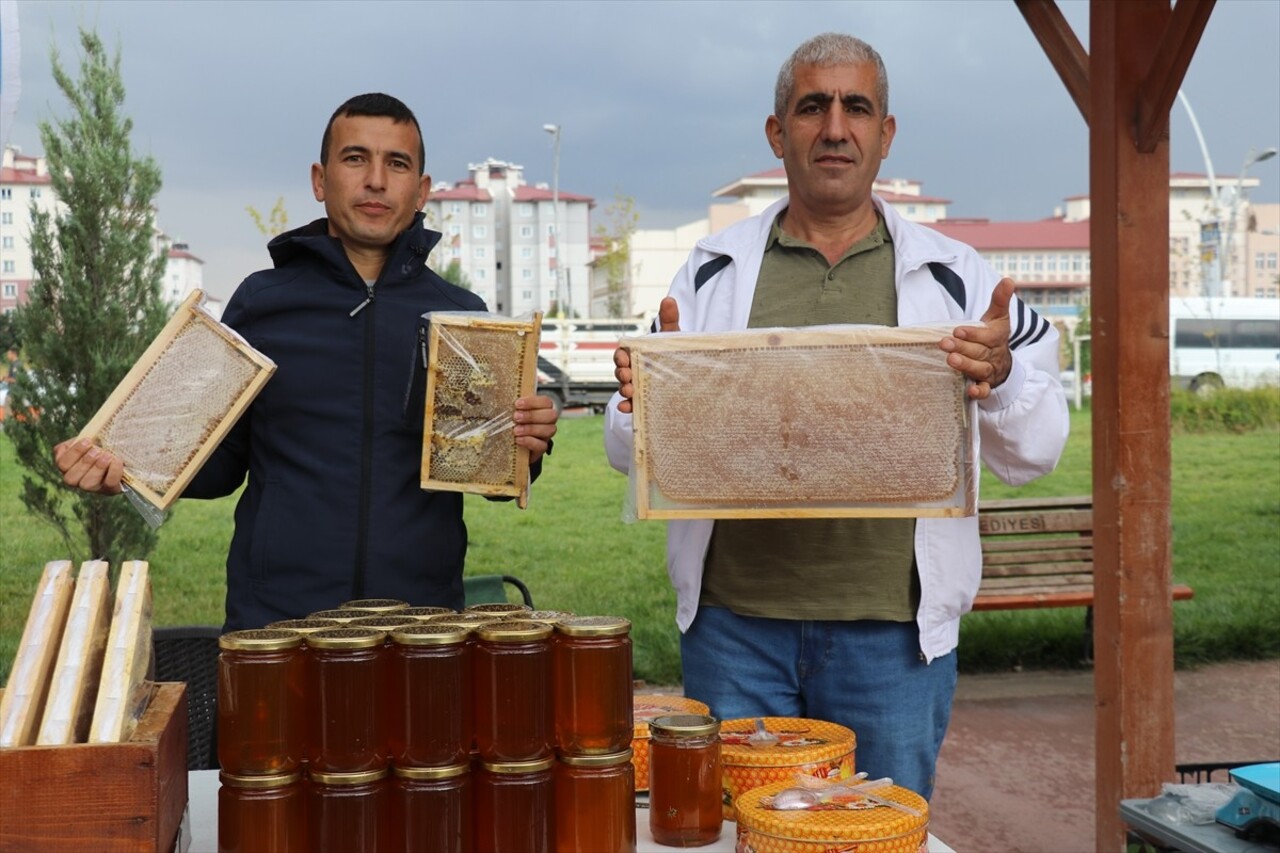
627;325;976;519
79;291;276;510
421;312;540;506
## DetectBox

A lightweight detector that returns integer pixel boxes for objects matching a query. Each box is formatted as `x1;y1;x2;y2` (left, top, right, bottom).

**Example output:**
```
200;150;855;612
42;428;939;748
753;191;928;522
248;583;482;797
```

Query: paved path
930;659;1280;852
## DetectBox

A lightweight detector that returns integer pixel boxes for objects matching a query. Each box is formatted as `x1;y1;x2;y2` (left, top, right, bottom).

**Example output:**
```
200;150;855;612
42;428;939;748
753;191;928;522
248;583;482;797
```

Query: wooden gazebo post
1017;0;1214;848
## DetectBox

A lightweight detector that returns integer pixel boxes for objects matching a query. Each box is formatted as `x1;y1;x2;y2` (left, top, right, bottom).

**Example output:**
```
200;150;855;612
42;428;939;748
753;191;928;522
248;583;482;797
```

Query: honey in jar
218;770;306;853
554;749;636;853
473;620;553;762
309;768;388;853
553;615;633;754
390;763;471;853
217;629;305;775
473;757;554;853
648;714;722;847
305;627;388;773
389;624;470;768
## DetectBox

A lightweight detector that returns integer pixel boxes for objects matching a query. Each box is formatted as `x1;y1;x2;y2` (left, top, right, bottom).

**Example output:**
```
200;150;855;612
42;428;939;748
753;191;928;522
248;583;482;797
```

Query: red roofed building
424;157;593;317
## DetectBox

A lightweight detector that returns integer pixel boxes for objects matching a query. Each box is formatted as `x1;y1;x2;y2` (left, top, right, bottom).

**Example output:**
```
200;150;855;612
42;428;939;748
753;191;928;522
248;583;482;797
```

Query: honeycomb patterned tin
734;778;928;853
630;694;710;791
720;717;856;821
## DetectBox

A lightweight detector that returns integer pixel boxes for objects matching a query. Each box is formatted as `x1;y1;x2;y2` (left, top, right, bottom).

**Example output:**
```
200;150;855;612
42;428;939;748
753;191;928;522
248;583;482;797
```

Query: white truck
537;318;648;413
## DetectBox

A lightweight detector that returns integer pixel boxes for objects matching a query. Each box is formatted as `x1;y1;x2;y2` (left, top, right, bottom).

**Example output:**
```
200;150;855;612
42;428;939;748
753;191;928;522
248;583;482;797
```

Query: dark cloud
9;0;1278;300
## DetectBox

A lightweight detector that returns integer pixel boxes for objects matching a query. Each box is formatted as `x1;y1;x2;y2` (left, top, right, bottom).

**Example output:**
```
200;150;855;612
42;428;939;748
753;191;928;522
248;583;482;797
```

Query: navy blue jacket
186;214;493;630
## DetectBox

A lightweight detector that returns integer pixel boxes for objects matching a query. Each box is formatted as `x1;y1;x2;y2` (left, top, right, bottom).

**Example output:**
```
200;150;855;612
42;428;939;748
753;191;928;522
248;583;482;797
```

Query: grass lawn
2;407;1278;684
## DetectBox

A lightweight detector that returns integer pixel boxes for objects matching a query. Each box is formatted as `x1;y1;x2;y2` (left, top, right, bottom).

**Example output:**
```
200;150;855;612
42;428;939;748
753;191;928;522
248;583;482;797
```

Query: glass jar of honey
473;757;554;853
648;714;722;847
305;627;388;773
553;615;632;754
388;624;470;768
218;770;306;853
554;749;636;853
389;763;471;853
217;629;304;775
308;768;388;853
473;620;553;763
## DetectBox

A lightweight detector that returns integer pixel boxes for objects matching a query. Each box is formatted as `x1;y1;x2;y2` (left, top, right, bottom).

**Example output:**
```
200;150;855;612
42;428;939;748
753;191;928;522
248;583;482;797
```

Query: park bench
972;495;1195;660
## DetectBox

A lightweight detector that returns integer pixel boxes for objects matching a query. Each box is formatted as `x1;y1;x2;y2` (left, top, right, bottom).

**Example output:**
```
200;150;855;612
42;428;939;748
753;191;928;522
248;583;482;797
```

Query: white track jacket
605;196;1069;662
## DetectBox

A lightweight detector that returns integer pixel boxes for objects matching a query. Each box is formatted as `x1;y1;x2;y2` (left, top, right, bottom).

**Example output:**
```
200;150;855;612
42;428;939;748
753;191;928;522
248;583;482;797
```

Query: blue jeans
680;605;957;800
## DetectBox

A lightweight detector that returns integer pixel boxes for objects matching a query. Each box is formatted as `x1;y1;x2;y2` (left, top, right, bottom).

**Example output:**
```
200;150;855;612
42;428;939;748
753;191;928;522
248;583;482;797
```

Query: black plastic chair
153;625;221;770
463;574;534;608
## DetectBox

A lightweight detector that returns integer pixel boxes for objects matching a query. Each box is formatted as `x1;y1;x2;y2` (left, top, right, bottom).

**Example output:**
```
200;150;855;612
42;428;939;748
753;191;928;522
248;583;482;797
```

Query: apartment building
1;144;204;315
423;158;593;317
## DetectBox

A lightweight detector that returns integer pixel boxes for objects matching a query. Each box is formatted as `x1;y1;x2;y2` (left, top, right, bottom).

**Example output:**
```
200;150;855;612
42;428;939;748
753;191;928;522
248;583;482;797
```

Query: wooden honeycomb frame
420;312;541;508
77;290;276;510
627;325;977;519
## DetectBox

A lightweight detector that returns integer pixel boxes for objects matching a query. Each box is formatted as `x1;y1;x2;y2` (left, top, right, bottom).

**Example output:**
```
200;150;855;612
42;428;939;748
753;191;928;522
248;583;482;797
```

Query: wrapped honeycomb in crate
622;323;978;519
420;311;541;508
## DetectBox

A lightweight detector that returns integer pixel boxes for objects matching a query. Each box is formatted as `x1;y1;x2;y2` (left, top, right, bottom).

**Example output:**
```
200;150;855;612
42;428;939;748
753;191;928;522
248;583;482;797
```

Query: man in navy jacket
56;93;559;629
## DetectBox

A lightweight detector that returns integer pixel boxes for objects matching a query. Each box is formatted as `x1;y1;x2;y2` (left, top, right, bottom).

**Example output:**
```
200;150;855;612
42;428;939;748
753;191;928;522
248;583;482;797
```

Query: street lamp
1222;146;1278;295
542;123;564;317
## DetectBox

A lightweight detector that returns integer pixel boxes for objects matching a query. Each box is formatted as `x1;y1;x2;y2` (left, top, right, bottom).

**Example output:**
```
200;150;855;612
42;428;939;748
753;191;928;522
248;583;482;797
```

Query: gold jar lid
393;763;469;781
219;770;302;788
266;618;343;635
476;620;553;643
391;623;470;646
400;606;456;619
340;598;409;613
309;767;390;786
481;756;555;775
464;602;532;615
558;749;634;768
428;612;505;627
306;626;386;649
306;609;361;623
349;615;420;631
650;713;720;739
521;610;574;625
218;628;303;651
555;615;631;638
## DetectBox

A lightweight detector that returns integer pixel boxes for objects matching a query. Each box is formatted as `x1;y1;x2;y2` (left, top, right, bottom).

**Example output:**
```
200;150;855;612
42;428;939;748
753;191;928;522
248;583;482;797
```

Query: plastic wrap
77;289;276;513
621;323;978;520
0;561;75;747
37;560;112;745
88;560;154;744
420;310;541;507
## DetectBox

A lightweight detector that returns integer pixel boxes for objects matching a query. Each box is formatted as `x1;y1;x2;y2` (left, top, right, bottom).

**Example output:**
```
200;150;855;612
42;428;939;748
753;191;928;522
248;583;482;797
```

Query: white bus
1170;297;1280;392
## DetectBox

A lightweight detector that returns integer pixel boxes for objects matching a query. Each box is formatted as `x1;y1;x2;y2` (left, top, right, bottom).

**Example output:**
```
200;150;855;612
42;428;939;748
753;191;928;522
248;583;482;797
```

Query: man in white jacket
605;33;1068;800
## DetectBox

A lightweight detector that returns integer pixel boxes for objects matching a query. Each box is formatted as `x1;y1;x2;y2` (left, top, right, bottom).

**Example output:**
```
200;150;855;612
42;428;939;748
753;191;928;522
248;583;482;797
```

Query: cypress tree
9;28;169;565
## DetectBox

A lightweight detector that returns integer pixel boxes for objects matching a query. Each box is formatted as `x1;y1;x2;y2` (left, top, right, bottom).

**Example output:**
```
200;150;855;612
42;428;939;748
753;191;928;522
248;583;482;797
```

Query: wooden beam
1089;0;1181;848
1136;0;1217;152
1016;0;1090;124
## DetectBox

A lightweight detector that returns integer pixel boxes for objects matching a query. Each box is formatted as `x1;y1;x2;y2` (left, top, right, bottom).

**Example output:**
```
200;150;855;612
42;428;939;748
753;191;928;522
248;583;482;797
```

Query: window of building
473;225;487;239
518;204;533;218
0;188;10;199
474;247;487;259
2;283;15;298
450;203;461;215
520;225;533;239
1033;255;1044;272
30;188;41;198
1;212;11;225
1047;256;1057;272
547;224;556;236
1072;256;1083;272
1020;256;1030;273
476;268;487;280
521;268;533;280
522;290;533;301
907;205;916;215
472;204;488;217
448;224;461;236
1269;253;1278;270
2;260;14;273
1;236;12;249
520;247;533;259
1258;252;1268;271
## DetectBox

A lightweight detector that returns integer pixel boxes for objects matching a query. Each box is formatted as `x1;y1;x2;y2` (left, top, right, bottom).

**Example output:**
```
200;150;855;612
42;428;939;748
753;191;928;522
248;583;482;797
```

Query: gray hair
774;33;889;118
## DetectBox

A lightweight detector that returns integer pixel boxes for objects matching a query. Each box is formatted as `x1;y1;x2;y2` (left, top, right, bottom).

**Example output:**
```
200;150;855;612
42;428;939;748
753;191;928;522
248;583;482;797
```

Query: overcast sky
6;0;1279;301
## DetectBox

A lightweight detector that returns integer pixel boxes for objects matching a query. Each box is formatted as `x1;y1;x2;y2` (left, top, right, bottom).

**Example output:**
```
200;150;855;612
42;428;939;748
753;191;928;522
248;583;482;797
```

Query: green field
2;407;1278;684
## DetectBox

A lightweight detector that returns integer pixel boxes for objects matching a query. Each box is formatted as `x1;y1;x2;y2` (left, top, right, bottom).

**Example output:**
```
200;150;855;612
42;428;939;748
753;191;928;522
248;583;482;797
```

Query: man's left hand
940;277;1015;400
514;395;559;462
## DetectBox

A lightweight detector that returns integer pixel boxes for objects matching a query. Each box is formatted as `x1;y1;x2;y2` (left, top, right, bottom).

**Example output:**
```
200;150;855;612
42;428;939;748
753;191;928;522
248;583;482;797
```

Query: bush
1170;386;1280;433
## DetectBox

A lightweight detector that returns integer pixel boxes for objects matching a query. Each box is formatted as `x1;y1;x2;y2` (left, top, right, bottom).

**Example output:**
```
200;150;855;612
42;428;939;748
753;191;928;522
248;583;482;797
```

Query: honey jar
218;770;306;853
631;694;710;791
309;768;388;853
554;749;636;853
648;714;722;847
473;757;554;853
390;763;471;853
553;615;633;754
217;629;304;775
473;620;553;762
388;623;470;768
305;627;388;773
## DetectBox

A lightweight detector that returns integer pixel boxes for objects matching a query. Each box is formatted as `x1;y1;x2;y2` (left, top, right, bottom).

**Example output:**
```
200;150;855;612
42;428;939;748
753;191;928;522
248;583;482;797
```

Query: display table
185;770;955;852
1121;798;1276;853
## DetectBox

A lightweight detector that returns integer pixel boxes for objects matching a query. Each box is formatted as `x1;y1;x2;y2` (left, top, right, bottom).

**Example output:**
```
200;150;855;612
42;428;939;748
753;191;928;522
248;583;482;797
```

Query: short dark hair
320;93;426;175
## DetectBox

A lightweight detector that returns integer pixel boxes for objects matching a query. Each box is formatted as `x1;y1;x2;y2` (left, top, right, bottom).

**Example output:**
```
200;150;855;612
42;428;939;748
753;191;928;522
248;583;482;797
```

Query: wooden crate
627;325;977;519
0;682;188;852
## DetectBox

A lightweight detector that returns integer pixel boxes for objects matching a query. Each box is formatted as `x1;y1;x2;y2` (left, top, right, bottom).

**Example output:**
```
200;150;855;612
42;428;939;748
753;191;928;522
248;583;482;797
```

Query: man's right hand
54;438;124;495
614;297;680;414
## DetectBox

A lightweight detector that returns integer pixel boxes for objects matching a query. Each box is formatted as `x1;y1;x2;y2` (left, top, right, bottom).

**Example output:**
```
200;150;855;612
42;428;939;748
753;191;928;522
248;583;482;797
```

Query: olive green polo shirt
700;212;920;621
